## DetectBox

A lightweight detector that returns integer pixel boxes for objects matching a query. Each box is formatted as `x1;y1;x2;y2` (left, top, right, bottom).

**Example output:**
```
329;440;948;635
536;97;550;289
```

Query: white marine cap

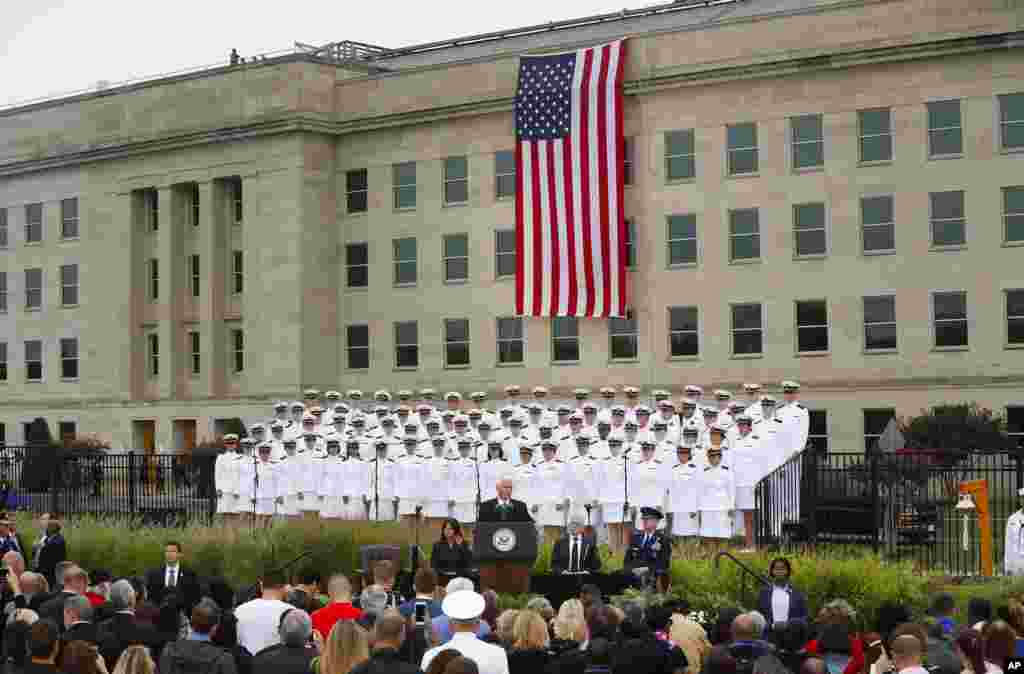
781;380;801;391
445;391;463;401
470;391;487;401
325;390;342;400
743;383;762;392
714;390;733;401
273;401;289;410
419;388;437;398
347;389;364;399
441;586;485;619
623;386;640;396
532;386;549;396
599;386;617;396
290;401;306;411
504;385;522;395
374;390;392;401
684;385;703;396
396;390;414;399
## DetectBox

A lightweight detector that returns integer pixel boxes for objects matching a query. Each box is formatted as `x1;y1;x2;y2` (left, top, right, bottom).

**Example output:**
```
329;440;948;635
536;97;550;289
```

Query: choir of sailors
215;382;809;549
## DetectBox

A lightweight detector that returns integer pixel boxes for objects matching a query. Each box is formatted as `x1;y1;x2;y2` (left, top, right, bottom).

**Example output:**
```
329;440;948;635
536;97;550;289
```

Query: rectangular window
394;321;419;368
858;108;893;162
495;229;516;279
930;190;966;247
1007;290;1024;346
60;338;79;380
808;410;828;454
444;318;471;367
495;151;516;199
796;299;829;353
731;303;763;356
496;317;524;365
61;197;79;239
927;100;963;157
793;202;827;257
189;254;200;298
443;234;469;282
25;203;42;243
665;129;696;181
1009;406;1024;449
393;237;417;286
668;306;699;357
188;183;200;227
791;114;824;169
346;324;370;370
25;268;42;310
393;162;417;210
189;331;200;375
552;317;580;363
345;243;369;288
148;259;159;301
623;137;634;186
933;291;968;348
0;343;6;382
346;169;368;214
0;208;7;247
727;123;758;175
861;195;895;253
864;408;896;452
25;340;42;382
624;220;637;269
232;329;244;373
667;214;697;266
729;208;760;261
148;334;160;377
0;272;6;313
232;251;243;295
444;157;469;205
229;177;243;225
1004;186;1024;243
609;311;638;361
1000;93;1024;151
864;295;897;351
143;189;159;232
60;264;79;307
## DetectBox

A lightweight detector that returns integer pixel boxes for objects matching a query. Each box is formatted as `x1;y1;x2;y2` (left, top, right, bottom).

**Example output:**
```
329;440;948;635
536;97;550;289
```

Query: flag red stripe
514;142;525;316
530;143;543;316
595;44;612;318
577;48;595;318
613;45;627;318
545;141;560;315
562;138;578;316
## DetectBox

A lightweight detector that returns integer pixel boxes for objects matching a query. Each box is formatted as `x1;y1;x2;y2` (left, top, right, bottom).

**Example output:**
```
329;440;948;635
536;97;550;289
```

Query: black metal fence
0;445;217;525
755;449;1023;574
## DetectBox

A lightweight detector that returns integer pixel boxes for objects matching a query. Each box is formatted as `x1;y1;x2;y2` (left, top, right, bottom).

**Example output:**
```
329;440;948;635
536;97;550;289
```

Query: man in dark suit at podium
551;516;600;574
478;479;533;523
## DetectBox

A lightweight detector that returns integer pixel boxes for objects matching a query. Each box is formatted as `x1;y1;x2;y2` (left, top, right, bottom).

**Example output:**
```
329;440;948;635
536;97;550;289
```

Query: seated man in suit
36;521;68;590
478;479;534;523
145;541;201;615
551;516;601;575
623;507;671;592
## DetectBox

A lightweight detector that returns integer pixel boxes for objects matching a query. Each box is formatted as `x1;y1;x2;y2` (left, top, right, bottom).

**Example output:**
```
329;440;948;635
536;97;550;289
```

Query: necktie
500;502;508;521
570;537;578;573
168;568;177;588
643;534;650;549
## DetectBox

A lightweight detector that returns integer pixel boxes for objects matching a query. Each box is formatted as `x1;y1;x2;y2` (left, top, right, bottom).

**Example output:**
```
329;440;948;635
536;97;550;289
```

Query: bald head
374;611;407;647
2;551;25;577
891;634;923;670
496;479;513;500
731;614;757;642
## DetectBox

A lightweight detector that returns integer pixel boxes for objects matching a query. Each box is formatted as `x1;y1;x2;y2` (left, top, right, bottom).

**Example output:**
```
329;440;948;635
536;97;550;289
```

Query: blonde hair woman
315;620;370;674
496;610;521;646
508;610;552;674
669;614;713;674
552;599;588;645
112;646;155;674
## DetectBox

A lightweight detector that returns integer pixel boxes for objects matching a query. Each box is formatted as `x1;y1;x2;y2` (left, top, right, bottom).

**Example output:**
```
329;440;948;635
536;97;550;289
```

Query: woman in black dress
431;518;473;581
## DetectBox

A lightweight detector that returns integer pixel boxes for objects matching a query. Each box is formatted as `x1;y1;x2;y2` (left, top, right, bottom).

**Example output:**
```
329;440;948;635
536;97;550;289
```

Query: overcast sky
1;0;639;108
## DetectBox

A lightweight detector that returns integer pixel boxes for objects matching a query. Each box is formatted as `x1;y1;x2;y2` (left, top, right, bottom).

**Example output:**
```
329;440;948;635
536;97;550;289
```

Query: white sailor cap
403;434;420;443
283;438;297;447
684;385;703;396
599;386;617;397
325;390;342;401
702;407;720;416
303;389;321;399
420;388;437;398
374;390;392;401
714;390;733;401
380;416;396;426
728;401;747;412
373;405;389;415
258;442;273;452
541;439;558;450
453;414;469;425
445;391;462;401
575;431;594;443
582;402;598;412
326;438;341;446
640;437;657;448
528;403;544;413
301;414;316;424
657;399;675;410
760;395;778;405
509;415;525;425
623;386;641;397
736;414;754;424
397;390;414;400
335;403;350;413
470;391;487;401
431;435;447;444
273;401;289;411
782;380;801;392
532;386;549;396
270;421;285;430
441;410;456;419
652;389;671;400
250;423;266;432
417;404;433;414
556;404;573;415
223;434;239;442
457;437;473;446
303;432;318;440
290;401;306;411
351;415;367;425
347;389;364;399
573;388;591;399
468;408;483;418
743;383;762;393
635;405;652;416
504;385;522;395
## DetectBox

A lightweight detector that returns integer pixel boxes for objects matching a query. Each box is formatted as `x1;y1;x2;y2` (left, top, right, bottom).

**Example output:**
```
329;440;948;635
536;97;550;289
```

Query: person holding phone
399;569;444;621
431;520;473;582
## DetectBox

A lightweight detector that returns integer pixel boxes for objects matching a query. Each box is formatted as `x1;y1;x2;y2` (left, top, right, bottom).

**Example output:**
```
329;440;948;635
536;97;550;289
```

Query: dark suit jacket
36;534;67;587
250;643;316;674
349;647;421;674
145;566;202;613
97;612;168;670
62;621;99;645
551;535;601;574
478;498;533;523
430;541;473;579
623;530;671;576
37;591;77;627
756;584;809;625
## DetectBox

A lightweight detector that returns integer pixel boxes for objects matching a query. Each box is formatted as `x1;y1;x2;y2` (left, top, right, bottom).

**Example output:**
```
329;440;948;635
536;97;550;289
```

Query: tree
21;417;58;491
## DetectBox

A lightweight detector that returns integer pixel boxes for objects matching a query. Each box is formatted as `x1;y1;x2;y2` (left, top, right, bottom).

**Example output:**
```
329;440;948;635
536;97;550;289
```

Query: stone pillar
155;186;182;400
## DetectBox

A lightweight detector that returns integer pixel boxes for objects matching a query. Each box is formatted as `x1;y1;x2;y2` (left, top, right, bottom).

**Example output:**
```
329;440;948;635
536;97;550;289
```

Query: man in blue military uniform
623;507;671;592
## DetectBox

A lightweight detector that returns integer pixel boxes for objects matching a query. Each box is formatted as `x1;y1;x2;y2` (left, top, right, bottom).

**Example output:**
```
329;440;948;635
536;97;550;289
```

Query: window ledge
59;237;81;243
794;254;828;261
393;207;417;214
931;346;969;353
729;258;762;266
61;304;80;310
929;244;967;252
668;355;700;362
730;353;764;360
346;211;369;218
496;195;515;202
796;351;831;358
393;283;418;289
1005;343;1024;350
61;378;80;383
25;307;42;313
1000;147;1024;156
24;241;43;247
857;159;894;168
668;263;698;270
25;379;43;384
443;201;469;209
393;366;418;372
444;279;469;286
863;348;899;355
551;360;580;366
666;178;697;186
608;359;640;365
726;172;760;180
862;249;896;257
928;153;964;161
344;367;370;372
345;287;370;294
496;361;525;368
1002;240;1024;248
792;166;824;174
444;364;472;370
495;275;515;283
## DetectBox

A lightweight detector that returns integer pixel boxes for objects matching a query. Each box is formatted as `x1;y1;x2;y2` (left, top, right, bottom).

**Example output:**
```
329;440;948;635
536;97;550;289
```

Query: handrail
714;551;772;588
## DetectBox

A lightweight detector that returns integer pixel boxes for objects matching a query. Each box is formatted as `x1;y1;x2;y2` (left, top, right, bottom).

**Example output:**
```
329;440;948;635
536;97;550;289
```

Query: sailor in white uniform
513;445;540;519
368;441;397;521
667;444;701;540
535;440;569;545
696;445;735;546
776;381;810;530
424;436;454;538
629;439;667;530
318;439;346;520
730;414;763;547
215;434;243;520
480;440;512;502
396;435;428;531
1005;488;1024;576
566;431;602;530
600;433;629;552
449;439;481;531
742;383;763;421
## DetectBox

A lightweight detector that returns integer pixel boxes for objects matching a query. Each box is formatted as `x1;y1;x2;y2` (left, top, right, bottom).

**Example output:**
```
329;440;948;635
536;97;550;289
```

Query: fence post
49;447;59;515
870;451;881;554
128;452;137;515
806;450;818;546
207;454;216;524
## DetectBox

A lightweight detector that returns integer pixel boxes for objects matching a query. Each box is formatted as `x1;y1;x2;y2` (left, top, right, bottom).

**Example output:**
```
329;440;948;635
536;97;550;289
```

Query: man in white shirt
890;634;929;674
422;590;509;674
235;572;293;656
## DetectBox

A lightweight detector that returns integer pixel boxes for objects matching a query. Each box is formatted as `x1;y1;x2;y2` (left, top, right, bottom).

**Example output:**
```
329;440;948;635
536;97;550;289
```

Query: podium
474;522;538;595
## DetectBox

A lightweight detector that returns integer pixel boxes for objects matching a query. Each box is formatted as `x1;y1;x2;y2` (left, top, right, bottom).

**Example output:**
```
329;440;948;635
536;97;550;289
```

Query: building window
1007;289;1024;346
394;321;419;368
667;214;697;267
229;177;243;225
858;108;893;162
346;169;368;214
864;295;897;351
495;229;516;279
189;254;200;298
665;129;696;182
444;157;469;205
496;317;524;365
232;251;243;295
60;264;78;307
148;334;159;377
861;195;895;253
0;272;6;313
1000;93;1024;151
25;340;43;381
729;208;760;262
864;408;896;452
188;183;200;227
1004;186;1024;243
552;317;580;363
793;202;827;257
731;303;763;356
148;259;159;301
624;220;637;269
668;306;699;357
623;137;634;186
791;114;824;169
0;342;6;382
346;324;370;370
345;243;369;288
0;208;7;248
231;329;244;373
609;311;638;361
808;410;828;454
393;162;417;210
927;100;962;157
495;151;516;199
1009;406;1024;449
443;234;469;282
933;291;968;348
444;318;471;367
61;338;79;380
393;237;417;286
61;198;79;239
25;203;42;243
189;331;200;375
25;268;42;310
930;191;966;247
796;299;829;353
143;189;159;232
726;123;758;175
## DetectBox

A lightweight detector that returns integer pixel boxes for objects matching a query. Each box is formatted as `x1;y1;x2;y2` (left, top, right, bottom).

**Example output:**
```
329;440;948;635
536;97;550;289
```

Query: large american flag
514;40;627;318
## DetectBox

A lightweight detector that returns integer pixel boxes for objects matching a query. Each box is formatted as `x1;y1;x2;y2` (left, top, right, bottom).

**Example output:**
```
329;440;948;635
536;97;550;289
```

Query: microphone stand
373;457;381;522
251;451;259;538
622;449;631;549
474;455;482;522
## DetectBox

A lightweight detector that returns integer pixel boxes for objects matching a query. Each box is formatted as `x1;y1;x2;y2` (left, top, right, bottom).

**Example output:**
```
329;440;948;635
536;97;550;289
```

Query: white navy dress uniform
775;381;810;530
318;442;346;519
535;445;568;527
396;439;428;516
629;443;668;529
697;455;735;539
450;442;480;524
1006;492;1024;576
566;433;602;525
368;444;397;521
480;444;512;502
599;435;629;524
425;440;455;519
513;448;540;516
215;442;242;514
668;452;701;537
278;444;303;516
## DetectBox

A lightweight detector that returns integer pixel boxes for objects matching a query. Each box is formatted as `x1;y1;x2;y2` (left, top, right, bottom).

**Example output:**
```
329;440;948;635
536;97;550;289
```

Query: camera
414;601;428;627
